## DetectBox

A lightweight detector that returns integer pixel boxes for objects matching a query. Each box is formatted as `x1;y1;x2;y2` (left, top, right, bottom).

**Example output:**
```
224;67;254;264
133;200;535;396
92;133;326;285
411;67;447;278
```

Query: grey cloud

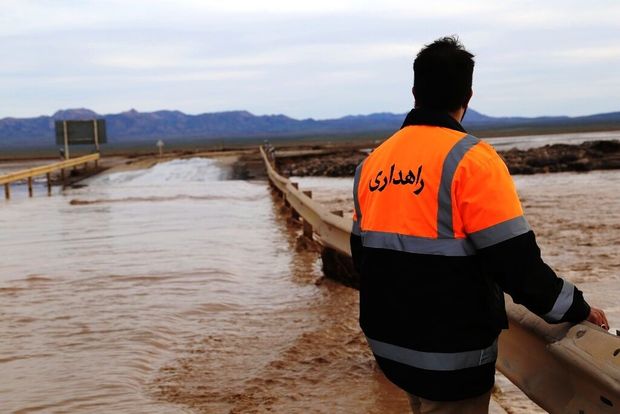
0;1;618;118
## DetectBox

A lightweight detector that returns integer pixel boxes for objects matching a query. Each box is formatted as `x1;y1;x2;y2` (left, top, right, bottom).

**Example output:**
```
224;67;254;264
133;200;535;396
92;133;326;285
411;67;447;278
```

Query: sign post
93;119;100;152
62;120;70;160
93;119;100;167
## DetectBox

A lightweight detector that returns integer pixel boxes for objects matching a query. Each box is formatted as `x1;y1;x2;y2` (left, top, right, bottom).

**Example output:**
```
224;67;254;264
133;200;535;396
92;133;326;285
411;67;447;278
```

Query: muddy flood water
1;151;619;413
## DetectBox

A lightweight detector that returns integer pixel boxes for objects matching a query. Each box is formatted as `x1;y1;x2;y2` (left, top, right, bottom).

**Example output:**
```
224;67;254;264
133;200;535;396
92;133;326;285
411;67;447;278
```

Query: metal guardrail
1;153;100;199
260;145;620;414
261;146;352;256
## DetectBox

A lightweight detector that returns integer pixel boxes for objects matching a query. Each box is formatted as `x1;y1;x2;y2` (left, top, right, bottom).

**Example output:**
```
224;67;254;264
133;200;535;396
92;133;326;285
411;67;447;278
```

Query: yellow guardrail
260;145;620;414
1;153;100;199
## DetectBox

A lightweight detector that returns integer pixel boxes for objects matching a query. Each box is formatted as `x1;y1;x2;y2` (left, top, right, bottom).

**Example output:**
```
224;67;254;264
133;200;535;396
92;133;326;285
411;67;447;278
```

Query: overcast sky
1;0;619;119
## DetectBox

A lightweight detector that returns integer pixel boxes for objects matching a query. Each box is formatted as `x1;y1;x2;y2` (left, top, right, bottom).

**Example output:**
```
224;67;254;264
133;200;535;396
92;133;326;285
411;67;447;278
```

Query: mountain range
1;107;620;150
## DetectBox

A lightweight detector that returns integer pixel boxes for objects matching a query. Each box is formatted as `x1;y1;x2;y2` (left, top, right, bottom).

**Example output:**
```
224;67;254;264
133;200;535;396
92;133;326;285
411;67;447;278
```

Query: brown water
1;155;618;413
0;158;412;413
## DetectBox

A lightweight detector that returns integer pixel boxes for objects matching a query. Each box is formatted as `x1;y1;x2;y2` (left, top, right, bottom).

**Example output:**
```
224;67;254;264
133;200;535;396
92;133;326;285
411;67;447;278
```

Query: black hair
413;36;475;112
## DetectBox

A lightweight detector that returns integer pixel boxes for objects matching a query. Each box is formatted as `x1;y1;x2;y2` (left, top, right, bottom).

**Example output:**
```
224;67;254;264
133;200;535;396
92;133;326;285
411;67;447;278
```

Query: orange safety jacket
351;108;590;401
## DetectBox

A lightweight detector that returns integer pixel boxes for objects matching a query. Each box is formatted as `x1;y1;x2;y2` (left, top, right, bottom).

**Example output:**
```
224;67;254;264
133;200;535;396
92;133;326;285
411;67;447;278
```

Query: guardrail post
289;183;300;220
27;177;33;197
46;173;52;196
291;207;300;220
302;219;313;239
4;183;9;200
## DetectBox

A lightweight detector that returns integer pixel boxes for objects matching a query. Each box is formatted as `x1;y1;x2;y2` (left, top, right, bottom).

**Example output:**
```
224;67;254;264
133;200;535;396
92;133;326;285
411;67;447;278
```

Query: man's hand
586;306;609;330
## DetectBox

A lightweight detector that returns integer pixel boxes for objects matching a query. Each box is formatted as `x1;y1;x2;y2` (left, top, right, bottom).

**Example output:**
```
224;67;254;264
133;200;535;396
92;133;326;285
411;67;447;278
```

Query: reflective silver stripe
362;230;475;256
468;215;531;249
437;134;480;238
353;161;364;225
367;337;498;371
544;279;575;322
352;220;361;236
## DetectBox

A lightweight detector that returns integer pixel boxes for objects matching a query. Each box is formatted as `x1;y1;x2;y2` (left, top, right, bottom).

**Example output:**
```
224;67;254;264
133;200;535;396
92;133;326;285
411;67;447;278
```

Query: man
350;36;608;413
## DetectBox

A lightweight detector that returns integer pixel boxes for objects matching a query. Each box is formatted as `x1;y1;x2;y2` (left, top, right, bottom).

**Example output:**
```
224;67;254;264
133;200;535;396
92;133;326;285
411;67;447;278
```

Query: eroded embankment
276;140;620;177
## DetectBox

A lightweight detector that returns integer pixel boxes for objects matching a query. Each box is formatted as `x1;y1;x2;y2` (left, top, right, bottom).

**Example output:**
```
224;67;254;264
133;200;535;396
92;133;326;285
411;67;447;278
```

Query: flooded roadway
1;155;618;413
0;158;411;413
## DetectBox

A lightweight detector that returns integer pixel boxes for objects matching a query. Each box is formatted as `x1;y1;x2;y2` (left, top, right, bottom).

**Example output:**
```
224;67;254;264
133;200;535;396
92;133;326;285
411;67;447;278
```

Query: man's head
413;36;475;115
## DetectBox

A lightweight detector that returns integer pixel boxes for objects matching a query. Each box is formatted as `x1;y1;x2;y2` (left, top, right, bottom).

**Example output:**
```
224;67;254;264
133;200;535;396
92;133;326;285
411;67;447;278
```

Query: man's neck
449;107;466;123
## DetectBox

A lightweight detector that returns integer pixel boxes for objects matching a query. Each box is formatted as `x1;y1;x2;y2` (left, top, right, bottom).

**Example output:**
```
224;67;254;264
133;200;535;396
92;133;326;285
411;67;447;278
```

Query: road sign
55;119;107;160
55;120;107;146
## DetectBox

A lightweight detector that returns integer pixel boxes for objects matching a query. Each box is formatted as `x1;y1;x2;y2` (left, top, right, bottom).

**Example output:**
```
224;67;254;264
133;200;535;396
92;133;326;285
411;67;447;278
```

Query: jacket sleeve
477;231;590;323
455;144;590;324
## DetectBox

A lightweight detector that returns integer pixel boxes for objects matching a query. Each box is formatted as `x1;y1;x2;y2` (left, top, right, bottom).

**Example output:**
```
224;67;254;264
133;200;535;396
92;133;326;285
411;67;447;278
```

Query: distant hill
1;107;620;150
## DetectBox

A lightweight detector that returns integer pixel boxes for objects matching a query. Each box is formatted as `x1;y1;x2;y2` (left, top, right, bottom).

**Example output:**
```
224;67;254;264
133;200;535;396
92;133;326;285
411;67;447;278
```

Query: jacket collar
400;108;467;133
